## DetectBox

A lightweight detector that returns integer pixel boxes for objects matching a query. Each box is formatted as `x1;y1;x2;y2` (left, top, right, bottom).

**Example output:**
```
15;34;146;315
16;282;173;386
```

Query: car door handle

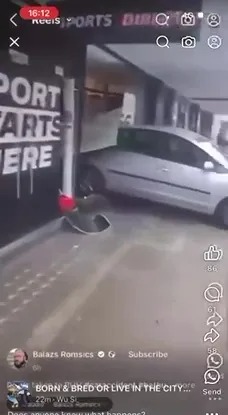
161;168;169;172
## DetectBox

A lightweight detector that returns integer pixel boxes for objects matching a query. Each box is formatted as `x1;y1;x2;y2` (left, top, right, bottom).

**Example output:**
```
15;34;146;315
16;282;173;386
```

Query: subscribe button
8;397;113;412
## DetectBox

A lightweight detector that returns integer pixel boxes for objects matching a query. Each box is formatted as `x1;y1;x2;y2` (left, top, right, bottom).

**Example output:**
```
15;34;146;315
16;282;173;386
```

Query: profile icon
7;348;28;369
207;13;221;28
207;35;222;49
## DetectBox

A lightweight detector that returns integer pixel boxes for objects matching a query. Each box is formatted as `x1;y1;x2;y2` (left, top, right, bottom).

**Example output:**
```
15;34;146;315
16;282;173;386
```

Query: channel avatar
7;381;31;409
7;348;28;369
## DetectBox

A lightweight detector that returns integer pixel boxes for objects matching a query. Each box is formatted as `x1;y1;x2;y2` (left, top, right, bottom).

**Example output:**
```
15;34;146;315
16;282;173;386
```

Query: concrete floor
0;198;227;414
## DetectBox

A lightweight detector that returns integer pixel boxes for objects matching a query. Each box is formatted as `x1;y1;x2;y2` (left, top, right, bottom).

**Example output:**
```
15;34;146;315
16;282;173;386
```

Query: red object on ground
58;194;77;213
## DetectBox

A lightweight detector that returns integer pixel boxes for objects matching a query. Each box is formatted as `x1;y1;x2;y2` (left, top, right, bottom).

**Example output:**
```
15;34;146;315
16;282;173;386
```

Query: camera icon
181;36;196;48
181;12;196;26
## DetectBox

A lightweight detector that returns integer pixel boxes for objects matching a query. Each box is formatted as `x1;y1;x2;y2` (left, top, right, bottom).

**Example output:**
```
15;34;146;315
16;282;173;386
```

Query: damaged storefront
2;0;208;246
0;62;62;247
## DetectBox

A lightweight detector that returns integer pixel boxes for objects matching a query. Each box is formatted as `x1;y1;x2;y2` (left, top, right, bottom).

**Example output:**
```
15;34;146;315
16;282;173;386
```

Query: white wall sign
0;71;61;175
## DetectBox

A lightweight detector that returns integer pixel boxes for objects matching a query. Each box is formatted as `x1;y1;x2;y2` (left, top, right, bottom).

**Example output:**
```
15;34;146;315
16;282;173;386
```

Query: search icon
156;35;170;48
155;13;169;26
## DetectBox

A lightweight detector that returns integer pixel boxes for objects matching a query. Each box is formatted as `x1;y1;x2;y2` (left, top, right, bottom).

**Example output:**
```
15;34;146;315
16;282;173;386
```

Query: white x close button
9;37;20;47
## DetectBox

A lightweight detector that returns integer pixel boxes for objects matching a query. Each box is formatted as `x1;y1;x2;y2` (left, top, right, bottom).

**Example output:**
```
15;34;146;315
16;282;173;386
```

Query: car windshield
199;141;228;166
194;135;210;143
210;141;228;160
196;134;228;153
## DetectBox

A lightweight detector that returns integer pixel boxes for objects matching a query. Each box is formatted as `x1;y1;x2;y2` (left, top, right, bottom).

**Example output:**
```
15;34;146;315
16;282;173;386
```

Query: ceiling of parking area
10;0;227;113
87;46;125;72
106;0;228;112
86;46;142;89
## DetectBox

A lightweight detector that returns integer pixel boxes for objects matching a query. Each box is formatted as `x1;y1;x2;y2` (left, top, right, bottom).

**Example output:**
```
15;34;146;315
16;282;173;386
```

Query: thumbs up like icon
204;245;223;261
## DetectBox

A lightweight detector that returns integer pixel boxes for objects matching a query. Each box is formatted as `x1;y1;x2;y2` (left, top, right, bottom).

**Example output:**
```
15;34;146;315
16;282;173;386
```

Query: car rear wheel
79;166;105;197
215;199;228;228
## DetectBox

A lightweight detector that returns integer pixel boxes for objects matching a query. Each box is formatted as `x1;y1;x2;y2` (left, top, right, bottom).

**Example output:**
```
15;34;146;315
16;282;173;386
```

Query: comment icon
204;282;223;303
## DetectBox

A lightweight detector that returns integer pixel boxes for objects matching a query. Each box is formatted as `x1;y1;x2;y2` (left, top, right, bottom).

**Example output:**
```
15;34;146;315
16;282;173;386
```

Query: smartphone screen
1;1;227;414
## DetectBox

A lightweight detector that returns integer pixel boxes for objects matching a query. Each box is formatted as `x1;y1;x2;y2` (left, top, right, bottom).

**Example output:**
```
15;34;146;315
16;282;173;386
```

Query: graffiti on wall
0;67;61;175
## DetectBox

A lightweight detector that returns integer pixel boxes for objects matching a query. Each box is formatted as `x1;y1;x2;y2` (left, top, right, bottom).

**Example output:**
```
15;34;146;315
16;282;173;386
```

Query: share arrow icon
204;328;220;344
207;311;223;328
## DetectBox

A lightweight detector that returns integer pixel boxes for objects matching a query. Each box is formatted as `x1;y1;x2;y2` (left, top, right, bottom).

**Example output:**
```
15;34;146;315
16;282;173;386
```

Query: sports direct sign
58;11;201;29
0;67;61;175
30;11;201;33
52;11;202;43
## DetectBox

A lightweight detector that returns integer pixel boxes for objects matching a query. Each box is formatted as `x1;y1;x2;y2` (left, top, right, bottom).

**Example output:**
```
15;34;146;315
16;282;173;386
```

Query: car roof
119;125;209;144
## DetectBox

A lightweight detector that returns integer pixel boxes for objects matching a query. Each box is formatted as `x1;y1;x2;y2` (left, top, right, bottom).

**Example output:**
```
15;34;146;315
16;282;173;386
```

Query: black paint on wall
0;61;63;247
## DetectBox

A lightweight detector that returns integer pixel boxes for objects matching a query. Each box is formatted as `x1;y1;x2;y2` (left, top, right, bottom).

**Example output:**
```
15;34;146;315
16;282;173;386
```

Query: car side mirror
203;161;214;171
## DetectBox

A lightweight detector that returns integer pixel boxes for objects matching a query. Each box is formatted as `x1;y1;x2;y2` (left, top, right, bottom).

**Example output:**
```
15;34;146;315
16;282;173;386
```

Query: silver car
79;125;228;227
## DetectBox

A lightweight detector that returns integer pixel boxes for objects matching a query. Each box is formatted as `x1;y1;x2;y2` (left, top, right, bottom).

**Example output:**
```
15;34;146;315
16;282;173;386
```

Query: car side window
166;136;197;166
117;129;216;167
117;128;162;157
165;135;213;168
133;130;168;158
130;131;196;164
117;129;139;152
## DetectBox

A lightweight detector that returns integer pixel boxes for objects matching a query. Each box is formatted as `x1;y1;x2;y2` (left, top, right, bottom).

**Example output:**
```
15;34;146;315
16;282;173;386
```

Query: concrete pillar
188;103;201;132
121;83;144;124
62;78;75;197
74;82;85;195
124;76;165;126
143;78;165;125
154;84;167;125
134;86;145;124
177;96;190;129
200;110;213;138
62;44;86;196
163;87;179;127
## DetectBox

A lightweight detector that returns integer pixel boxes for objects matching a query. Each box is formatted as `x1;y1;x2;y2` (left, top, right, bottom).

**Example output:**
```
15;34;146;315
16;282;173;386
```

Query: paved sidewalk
0;199;227;414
